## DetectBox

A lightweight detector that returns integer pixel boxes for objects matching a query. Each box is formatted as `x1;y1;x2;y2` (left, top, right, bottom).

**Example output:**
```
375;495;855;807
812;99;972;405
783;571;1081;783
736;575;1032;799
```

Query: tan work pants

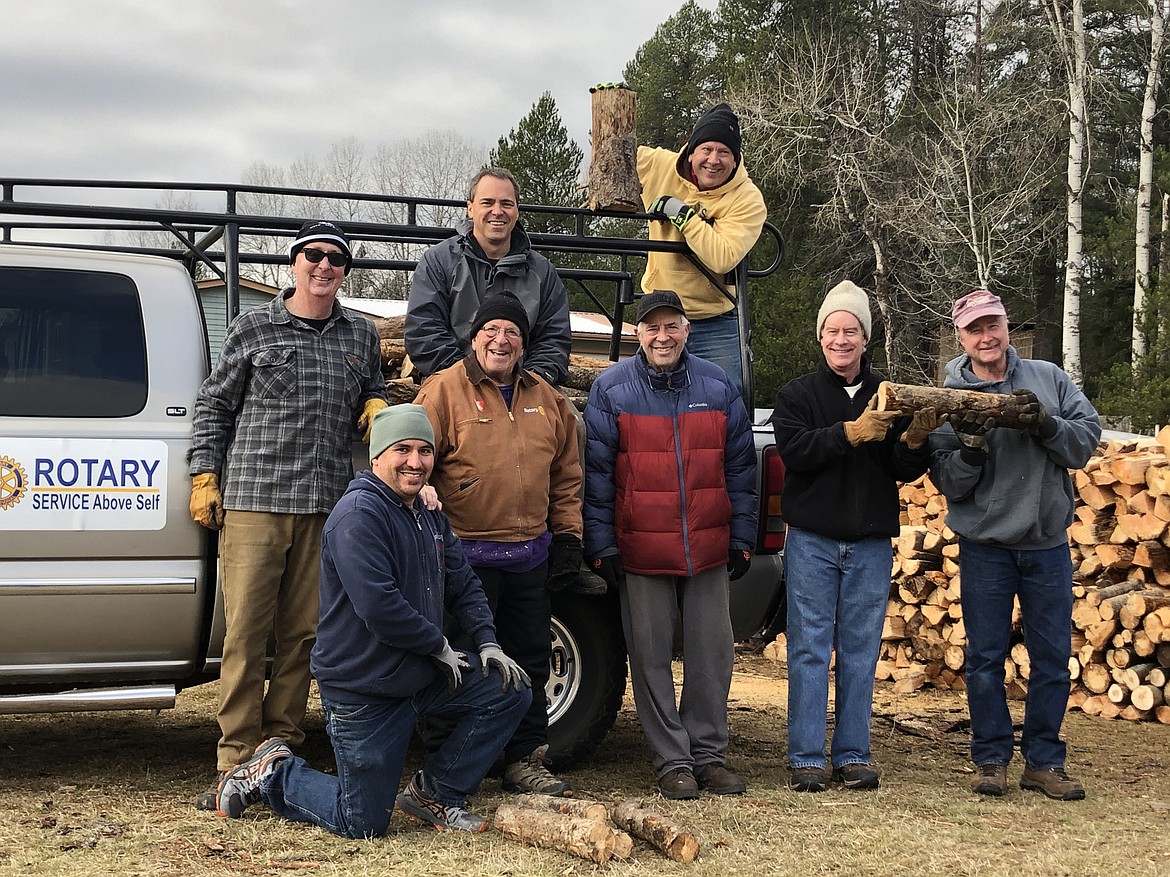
216;510;325;771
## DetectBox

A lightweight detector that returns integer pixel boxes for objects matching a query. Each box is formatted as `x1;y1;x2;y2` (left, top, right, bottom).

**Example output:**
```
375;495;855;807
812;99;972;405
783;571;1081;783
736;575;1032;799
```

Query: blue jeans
261;653;530;839
959;539;1072;770
785;527;891;769
685;308;744;400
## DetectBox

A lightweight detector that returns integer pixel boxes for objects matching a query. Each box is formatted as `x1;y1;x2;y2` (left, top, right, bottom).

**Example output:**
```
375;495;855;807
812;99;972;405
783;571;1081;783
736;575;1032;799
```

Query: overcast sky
2;0;708;189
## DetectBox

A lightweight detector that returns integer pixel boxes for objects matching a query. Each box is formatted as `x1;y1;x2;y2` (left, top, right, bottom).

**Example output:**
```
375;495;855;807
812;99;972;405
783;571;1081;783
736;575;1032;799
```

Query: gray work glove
478;643;531;692
947;411;995;465
649;195;697;232
431;638;472;693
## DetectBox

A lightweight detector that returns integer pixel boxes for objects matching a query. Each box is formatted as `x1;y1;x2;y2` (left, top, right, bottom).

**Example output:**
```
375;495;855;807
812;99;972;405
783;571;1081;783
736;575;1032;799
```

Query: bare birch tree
1133;0;1167;359
1044;0;1089;385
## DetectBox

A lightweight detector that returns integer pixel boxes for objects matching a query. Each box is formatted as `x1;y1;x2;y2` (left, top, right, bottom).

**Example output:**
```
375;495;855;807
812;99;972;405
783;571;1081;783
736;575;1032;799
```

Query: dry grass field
0;655;1167;877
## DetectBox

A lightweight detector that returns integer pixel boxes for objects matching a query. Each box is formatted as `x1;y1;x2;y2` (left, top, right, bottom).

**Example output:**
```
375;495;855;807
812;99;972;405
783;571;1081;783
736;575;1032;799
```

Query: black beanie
288;220;353;274
685;103;742;166
470;295;530;347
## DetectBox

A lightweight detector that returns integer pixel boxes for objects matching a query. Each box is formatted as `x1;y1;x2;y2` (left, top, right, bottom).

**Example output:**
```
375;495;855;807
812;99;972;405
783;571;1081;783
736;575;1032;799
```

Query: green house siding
198;288;275;366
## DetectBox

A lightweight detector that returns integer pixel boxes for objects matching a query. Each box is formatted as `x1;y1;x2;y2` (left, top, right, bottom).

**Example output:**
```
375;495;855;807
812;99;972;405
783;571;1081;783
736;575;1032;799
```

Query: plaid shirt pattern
189;291;386;513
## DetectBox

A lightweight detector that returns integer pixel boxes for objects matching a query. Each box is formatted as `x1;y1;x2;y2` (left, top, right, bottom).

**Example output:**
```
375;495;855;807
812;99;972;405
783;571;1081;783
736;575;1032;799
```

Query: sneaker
502;745;572;797
1019;766;1086;801
832;763;881;790
695;763;747;795
195;774;225;811
395;771;488;832
215;737;292;818
971;763;1007;797
658;767;700;800
789;766;828;793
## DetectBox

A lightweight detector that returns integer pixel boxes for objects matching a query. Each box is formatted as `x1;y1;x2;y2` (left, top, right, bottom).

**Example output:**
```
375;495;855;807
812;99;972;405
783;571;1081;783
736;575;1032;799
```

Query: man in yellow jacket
637;102;767;398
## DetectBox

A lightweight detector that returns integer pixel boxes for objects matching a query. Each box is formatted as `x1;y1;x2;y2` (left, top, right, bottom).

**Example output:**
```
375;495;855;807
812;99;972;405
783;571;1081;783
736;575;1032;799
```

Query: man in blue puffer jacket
584;290;757;801
214;405;531;837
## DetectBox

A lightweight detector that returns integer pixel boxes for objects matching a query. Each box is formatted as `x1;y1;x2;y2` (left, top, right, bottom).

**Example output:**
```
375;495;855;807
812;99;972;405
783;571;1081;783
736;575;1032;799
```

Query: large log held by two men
585;84;641;212
873;381;1026;429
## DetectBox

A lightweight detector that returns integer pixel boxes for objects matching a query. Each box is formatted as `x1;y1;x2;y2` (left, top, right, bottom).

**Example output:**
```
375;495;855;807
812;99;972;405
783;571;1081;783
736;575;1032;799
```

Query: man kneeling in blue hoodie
214;404;531;837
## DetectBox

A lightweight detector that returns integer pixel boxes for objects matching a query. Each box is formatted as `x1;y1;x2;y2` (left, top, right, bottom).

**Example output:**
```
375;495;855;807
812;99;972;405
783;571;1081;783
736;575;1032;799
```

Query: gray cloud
2;0;707;185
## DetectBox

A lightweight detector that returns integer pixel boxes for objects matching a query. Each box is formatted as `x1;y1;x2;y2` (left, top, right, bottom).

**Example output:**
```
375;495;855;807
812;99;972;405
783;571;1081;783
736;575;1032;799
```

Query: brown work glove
189;473;224;530
843;409;898;446
357;398;389;443
901;406;942;449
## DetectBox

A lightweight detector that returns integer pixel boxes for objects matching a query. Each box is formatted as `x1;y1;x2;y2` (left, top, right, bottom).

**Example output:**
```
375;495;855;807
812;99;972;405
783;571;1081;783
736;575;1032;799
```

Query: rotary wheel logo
0;456;28;510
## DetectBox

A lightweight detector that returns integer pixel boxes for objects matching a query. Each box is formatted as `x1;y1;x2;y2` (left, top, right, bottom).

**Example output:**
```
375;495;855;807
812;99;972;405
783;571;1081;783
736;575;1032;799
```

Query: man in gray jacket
929;289;1101;802
405;167;570;386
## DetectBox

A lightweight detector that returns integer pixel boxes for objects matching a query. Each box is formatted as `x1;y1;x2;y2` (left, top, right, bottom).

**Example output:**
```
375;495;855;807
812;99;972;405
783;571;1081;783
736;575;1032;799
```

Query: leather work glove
727;548;751;582
947;411;996;465
431;638;473;694
843;409;898;446
591;554;626;591
546;533;585;592
901;406;943;450
479;643;532;692
357;397;389;443
1012;388;1058;439
649;194;697;232
189;472;225;530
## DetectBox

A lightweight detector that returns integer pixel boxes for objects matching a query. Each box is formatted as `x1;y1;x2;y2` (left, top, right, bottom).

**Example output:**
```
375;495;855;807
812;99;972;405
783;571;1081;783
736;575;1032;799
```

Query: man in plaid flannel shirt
187;220;387;810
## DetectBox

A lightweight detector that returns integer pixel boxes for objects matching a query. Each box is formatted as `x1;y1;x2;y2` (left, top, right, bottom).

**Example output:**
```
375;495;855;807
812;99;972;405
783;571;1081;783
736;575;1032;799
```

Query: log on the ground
585;85;641;212
874;382;1025;428
612;799;700;863
563;353;616;392
494;803;618;864
509;793;610;823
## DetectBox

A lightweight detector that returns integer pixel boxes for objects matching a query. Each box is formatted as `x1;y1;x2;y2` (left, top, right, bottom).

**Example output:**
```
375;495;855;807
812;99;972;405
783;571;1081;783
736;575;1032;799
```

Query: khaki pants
216;510;325;771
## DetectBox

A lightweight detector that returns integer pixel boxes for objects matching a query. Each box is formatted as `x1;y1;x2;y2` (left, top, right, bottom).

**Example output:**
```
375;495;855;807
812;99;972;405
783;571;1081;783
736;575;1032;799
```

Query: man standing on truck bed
404;166;571;387
414;296;581;798
188;220;388;810
630;96;767;397
583;289;757;800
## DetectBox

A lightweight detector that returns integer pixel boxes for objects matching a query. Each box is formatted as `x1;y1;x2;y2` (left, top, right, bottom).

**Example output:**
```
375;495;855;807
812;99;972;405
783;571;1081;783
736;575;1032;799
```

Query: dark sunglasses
301;247;348;267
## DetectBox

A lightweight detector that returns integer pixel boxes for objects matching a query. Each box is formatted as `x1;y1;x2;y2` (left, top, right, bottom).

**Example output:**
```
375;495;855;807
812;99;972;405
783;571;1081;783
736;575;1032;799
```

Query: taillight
757;444;786;553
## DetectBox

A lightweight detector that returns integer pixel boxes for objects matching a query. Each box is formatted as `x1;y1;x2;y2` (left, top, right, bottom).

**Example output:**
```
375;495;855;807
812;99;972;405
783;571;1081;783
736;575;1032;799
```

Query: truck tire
544;589;627;770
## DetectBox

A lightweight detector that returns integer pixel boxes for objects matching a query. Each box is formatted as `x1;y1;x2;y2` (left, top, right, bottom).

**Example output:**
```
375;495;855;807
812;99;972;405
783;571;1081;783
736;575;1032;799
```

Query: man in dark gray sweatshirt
930;290;1101;802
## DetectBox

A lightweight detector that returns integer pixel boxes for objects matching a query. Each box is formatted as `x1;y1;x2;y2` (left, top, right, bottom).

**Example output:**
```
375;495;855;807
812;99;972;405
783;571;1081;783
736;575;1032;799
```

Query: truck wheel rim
546;614;582;725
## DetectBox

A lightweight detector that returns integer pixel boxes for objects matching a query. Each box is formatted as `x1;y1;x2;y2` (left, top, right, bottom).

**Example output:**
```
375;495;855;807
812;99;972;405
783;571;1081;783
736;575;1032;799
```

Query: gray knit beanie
369;404;435;460
816;281;872;340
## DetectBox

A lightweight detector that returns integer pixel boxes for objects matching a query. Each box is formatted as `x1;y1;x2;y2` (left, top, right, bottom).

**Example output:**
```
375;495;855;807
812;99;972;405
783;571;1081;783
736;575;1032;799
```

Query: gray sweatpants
619;566;734;777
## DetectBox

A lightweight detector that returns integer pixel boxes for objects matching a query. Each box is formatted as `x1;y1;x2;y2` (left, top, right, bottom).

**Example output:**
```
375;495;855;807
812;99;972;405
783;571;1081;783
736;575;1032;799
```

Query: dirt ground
0;655;1167;877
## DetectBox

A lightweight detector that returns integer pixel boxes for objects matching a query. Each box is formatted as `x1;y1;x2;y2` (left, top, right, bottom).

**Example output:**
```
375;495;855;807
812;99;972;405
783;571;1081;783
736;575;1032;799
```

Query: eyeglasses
479;324;522;340
301;247;348;267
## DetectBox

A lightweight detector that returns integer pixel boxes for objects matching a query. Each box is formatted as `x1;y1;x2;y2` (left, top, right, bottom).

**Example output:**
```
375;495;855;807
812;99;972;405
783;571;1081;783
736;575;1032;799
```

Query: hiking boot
696;763;747;795
216;737;292;818
832;763;881;790
502;745;572;797
789;766;829;793
1019;766;1085;801
195;774;225;811
658;767;700;800
395;771;488;832
971;763;1007;797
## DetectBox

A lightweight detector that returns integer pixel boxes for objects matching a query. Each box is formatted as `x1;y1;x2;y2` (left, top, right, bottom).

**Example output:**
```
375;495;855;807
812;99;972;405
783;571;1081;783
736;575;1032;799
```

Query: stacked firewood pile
880;428;1170;725
372;315;611;407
